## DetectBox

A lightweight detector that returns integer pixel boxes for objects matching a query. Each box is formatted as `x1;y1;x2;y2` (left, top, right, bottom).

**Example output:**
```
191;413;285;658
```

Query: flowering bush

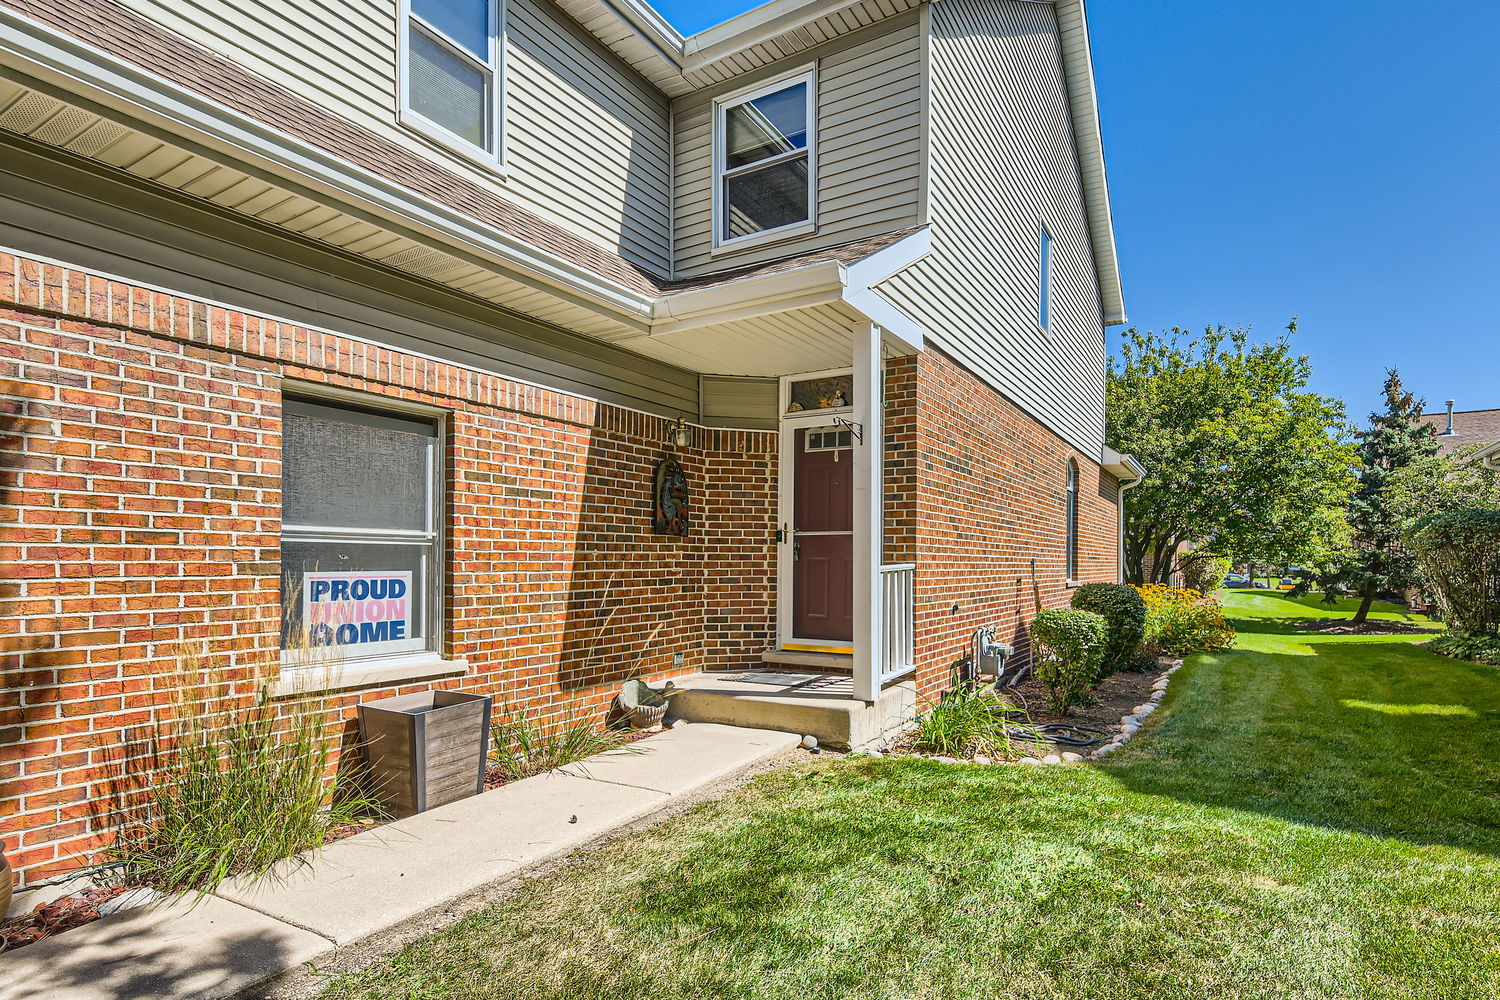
1134;584;1237;658
1030;608;1108;715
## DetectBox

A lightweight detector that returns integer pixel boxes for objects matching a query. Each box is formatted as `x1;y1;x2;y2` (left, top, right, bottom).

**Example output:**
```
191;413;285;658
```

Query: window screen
281;398;440;661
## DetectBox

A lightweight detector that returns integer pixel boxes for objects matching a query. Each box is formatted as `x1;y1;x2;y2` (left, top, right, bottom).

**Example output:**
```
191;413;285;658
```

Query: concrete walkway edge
0;723;800;1000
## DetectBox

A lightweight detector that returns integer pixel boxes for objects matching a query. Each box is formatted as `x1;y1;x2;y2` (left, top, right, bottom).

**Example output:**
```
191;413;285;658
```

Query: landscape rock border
1088;657;1183;760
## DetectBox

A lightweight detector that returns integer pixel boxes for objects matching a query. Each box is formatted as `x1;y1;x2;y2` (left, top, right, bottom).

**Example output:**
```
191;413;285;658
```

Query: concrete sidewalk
0;723;799;1000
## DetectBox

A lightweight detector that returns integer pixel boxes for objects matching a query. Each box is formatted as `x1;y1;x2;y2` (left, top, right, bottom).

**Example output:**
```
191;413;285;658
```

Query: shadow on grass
1106;632;1500;858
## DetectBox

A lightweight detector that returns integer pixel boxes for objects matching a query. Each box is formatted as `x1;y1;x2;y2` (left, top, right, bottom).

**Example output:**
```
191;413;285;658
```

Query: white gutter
1102;445;1146;584
0;7;659;326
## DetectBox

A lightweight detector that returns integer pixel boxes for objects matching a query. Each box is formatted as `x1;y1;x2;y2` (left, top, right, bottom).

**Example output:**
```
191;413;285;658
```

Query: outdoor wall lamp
667;417;692;449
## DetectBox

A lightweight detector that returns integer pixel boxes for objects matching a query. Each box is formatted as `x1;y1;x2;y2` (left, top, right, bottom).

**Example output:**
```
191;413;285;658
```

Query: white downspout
852;321;884;703
1114;455;1146;584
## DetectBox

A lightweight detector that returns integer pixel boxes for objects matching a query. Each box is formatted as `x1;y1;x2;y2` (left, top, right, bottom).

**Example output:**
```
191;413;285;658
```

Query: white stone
1122;715;1141;726
1138;704;1156;717
973;755;993;766
1060;752;1084;763
800;734;819;750
1018;757;1043;766
668;717;688;729
866;749;883;759
97;887;163;917
1116;732;1132;743
934;755;959;764
1122;723;1140;735
1042;754;1063;765
1149;691;1165;702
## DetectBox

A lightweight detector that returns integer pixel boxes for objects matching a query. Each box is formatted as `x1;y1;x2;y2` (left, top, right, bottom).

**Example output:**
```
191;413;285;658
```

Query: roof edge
1053;0;1127;328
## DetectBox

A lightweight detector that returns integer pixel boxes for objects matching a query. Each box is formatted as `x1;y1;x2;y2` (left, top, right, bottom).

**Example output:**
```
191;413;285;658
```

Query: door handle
776;521;791;544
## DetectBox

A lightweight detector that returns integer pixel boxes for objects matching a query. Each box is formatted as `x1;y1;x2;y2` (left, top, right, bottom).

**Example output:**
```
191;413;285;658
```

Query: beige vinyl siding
671;11;926;279
0;135;698;416
699;375;778;429
878;0;1106;454
117;0;673;275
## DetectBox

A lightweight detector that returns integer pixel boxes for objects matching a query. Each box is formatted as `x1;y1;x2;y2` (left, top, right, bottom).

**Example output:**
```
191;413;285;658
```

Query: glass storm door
792;426;854;643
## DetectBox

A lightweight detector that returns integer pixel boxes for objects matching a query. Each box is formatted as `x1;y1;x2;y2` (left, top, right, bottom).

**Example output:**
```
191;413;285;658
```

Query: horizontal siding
671;11;926;279
117;0;673;275
0;135;698;416
699;375;778;429
877;0;1106;455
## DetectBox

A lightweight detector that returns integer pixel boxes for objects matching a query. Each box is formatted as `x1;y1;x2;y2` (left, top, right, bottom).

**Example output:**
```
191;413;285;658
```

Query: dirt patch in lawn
1003;667;1159;754
1296;619;1434;635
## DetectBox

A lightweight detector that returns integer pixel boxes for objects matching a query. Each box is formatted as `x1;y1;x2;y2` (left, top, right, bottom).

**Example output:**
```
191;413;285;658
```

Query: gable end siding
878;0;1106;455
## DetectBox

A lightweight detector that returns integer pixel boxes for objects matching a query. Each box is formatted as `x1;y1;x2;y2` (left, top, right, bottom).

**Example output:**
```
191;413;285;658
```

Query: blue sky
651;0;1500;419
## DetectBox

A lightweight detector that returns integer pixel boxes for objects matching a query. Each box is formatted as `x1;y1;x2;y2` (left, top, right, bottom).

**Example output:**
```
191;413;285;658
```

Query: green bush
1428;632;1500;666
1181;555;1233;594
1070;582;1147;675
1406;509;1500;636
1136;584;1237;658
1029;608;1107;715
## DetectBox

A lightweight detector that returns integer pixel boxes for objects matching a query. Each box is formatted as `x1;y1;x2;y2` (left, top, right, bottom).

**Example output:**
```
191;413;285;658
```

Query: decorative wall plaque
653;458;689;536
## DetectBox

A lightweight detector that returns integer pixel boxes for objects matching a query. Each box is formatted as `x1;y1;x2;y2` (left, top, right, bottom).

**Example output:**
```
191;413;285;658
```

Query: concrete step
671;670;917;749
758;648;853;672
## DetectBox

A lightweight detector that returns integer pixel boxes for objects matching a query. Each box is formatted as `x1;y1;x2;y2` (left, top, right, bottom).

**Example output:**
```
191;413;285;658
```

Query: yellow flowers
1134;584;1236;657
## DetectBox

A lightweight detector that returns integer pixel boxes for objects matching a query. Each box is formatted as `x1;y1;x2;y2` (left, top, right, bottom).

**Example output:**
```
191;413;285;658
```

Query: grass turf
320;591;1500;1000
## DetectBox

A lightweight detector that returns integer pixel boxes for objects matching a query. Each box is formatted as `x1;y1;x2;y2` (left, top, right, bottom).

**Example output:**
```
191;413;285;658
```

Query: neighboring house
0;0;1138;883
1420;402;1500;455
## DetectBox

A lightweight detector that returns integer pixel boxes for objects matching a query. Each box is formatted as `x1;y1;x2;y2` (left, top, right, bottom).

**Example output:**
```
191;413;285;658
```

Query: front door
792;426;854;644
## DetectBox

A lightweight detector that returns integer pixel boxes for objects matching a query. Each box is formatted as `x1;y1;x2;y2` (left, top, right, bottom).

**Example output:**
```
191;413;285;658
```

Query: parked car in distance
1223;574;1252;588
1277;577;1296;590
1252;580;1271;589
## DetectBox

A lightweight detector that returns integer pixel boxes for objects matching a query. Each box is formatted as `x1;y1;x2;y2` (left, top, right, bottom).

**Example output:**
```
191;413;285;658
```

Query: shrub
1136;584;1237;658
1406;509;1500;636
1029;608;1107;715
1070;583;1147;675
106;645;376;894
490;708;635;783
1428;632;1500;666
913;680;1036;758
1181;555;1233;594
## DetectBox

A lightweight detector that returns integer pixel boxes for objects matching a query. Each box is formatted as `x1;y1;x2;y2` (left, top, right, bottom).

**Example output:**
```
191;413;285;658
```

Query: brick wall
0;252;776;887
906;346;1120;701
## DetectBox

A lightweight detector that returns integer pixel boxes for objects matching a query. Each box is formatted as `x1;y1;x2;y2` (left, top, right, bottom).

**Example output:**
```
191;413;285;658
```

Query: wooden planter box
357;690;492;818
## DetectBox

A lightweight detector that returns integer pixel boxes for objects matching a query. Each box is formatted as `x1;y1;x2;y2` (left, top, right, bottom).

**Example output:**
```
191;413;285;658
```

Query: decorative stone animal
616;678;680;729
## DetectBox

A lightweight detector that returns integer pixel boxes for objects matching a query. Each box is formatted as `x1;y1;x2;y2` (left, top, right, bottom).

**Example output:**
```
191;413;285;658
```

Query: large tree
1294;369;1441;622
1108;324;1356;584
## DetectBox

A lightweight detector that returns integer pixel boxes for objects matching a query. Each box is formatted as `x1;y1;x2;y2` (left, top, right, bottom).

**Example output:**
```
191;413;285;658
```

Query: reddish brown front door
792;426;854;643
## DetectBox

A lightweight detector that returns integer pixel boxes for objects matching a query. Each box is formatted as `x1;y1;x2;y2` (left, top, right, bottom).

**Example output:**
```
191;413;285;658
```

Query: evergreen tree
1295;369;1439;622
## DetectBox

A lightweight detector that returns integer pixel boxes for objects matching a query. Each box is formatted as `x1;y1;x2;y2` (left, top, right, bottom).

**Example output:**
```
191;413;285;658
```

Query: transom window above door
399;0;504;164
715;71;817;249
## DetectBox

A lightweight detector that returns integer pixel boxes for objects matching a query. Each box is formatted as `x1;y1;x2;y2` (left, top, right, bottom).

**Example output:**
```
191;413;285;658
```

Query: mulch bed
0;884;141;955
884;667;1159;760
1295;619;1433;635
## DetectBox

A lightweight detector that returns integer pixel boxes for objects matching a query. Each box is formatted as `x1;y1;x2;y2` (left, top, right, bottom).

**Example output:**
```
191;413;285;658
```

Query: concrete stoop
671;670;918;749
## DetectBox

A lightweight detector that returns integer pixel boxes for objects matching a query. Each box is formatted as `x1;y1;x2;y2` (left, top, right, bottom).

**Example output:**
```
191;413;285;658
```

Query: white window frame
712;67;818;254
1038;223;1053;332
276;386;465;694
397;0;507;171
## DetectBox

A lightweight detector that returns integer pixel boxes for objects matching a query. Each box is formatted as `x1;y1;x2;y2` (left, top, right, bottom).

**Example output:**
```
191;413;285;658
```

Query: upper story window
714;70;817;249
399;0;504;164
1039;225;1053;331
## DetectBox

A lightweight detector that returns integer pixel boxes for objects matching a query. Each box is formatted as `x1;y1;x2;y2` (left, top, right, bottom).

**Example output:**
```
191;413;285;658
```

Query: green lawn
322;592;1500;1000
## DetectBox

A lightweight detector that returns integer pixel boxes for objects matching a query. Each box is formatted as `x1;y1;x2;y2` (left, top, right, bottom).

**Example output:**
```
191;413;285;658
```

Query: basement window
399;0;505;165
280;398;442;665
714;70;817;250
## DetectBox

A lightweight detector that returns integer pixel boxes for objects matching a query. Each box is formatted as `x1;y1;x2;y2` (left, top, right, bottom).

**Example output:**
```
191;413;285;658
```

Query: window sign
304;571;414;647
281;398;440;664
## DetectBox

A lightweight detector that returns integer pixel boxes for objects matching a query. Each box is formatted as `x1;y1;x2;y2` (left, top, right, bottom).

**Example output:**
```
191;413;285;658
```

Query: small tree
1405;510;1500;635
1294;369;1439;623
1107;323;1356;584
1387;443;1500;523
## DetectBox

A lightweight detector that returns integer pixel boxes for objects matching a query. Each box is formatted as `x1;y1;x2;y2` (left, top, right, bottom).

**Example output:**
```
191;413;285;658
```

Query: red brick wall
0;252;775;887
905;347;1120;701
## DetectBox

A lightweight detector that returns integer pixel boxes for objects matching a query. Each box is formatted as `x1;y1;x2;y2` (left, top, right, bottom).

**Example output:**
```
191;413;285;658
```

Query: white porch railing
880;563;916;682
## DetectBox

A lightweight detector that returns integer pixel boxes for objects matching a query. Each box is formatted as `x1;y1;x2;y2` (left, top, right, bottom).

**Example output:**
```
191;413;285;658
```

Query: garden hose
1006;723;1110;747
